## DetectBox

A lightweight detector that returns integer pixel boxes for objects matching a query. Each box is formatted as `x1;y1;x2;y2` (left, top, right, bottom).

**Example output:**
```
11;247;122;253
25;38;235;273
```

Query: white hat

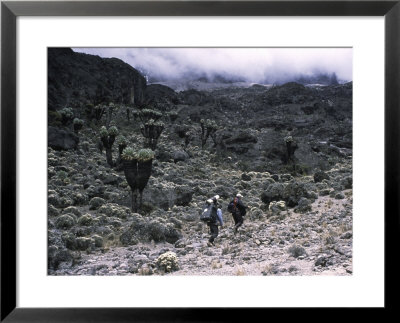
236;193;243;198
214;195;220;200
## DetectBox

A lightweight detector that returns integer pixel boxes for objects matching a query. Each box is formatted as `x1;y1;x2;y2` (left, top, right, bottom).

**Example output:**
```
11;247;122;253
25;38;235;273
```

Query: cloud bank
73;47;352;84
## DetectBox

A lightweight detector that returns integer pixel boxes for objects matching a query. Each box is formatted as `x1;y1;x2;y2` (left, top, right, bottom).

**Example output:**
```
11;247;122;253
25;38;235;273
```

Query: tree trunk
131;190;138;212
106;148;114;167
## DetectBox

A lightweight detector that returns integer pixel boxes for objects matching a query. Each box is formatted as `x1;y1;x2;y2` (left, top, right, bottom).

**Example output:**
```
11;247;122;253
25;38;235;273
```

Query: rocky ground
51;190;352;276
48;49;352;276
48;123;352;276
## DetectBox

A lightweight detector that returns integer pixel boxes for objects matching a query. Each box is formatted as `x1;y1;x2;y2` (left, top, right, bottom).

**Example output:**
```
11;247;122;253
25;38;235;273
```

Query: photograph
47;47;353;276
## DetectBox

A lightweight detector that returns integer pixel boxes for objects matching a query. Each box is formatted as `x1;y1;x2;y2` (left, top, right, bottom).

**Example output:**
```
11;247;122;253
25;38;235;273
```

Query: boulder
48;126;79;150
173;150;189;163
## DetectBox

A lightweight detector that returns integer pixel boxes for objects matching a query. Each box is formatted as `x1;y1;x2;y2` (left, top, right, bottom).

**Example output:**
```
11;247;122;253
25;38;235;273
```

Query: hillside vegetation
48;49;352;276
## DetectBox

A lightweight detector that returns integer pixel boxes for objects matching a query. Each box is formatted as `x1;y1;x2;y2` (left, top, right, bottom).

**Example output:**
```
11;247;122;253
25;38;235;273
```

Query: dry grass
103;234;122;249
325;199;334;208
261;264;273;275
235;266;246;276
211;261;222;269
138;266;152;275
221;244;234;255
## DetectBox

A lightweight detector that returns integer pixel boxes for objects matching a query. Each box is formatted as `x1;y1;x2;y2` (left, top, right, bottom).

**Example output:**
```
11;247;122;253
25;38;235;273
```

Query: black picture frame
1;1;399;321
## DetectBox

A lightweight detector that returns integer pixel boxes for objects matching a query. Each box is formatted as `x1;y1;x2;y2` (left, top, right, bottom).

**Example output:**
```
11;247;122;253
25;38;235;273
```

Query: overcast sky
73;47;352;83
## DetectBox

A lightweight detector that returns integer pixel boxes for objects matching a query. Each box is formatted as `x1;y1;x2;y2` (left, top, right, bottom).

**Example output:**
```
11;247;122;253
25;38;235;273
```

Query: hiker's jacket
230;198;247;216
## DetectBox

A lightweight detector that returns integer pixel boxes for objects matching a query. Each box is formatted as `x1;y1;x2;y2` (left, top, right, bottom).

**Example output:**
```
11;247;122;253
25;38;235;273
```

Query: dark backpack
227;202;234;212
200;204;217;223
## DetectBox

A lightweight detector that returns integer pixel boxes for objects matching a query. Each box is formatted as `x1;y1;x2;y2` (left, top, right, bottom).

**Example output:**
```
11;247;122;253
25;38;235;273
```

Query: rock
340;232;352;239
315;256;329;267
174;239;187;248
173;150;189;163
48;126;79;150
175;186;194;206
241;173;252;181
225;130;258;154
335;192;345;200
48;48;146;110
144;84;180;106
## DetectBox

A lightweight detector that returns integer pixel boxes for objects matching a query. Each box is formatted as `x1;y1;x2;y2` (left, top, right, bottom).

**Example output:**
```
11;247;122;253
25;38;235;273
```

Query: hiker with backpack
200;195;223;246
227;193;247;234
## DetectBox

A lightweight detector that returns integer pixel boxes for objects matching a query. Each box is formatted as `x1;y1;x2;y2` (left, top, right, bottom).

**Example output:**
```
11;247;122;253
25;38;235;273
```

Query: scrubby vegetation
47;48;353;276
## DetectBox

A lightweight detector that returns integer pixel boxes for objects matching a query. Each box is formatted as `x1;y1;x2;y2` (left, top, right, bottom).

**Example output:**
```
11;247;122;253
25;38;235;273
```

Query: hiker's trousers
208;223;219;243
232;212;244;229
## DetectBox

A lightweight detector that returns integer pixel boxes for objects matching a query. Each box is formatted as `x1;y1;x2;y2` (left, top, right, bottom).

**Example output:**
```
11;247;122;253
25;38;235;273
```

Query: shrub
269;200;286;212
121;147;136;160
89;197;106;210
284;135;293;143
73;118;84;126
138;109;163;123
99;126;118;167
116;135;128;147
73;118;84;133
48;110;62;127
99;126;108;138
77;214;93;226
167;110;178;122
136;148;155;162
108;126;119;137
140;120;164;149
156;251;179;273
200;119;218;149
55;214;76;229
288;245;306;258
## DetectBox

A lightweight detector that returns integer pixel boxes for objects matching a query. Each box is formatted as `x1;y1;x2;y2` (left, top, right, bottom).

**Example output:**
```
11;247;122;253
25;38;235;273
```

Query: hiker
227;193;247;234
206;195;223;246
